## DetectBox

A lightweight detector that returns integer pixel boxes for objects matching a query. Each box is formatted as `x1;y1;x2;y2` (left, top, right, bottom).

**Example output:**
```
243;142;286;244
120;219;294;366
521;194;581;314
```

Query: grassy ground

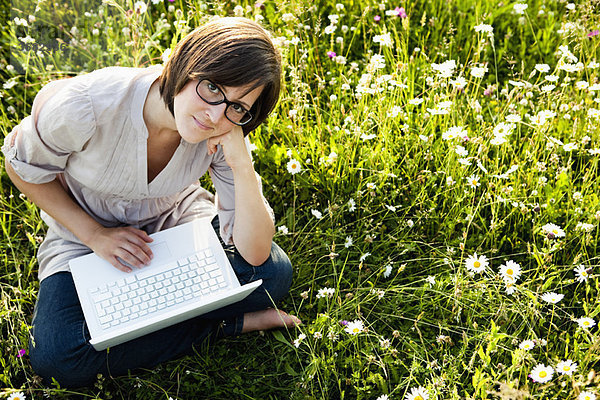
1;0;600;399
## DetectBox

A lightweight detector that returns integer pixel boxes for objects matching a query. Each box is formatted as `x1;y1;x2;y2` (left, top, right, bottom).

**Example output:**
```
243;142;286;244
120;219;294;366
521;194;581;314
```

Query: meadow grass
1;0;599;398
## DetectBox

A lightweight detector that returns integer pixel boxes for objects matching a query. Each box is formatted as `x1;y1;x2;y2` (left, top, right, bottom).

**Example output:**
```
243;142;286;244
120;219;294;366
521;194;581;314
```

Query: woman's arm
207;128;275;266
4;159;154;272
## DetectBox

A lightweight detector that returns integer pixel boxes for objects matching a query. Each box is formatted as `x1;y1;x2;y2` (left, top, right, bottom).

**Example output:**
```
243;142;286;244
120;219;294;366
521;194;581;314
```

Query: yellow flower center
552;229;558;234
507;269;513;275
474;261;481;268
415;397;423;400
353;328;359;333
585;396;591;400
583;321;590;326
539;371;547;378
563;366;570;371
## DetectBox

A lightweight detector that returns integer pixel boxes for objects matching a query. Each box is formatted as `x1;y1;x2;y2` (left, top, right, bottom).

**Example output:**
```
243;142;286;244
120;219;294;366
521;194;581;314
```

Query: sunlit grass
1;0;599;399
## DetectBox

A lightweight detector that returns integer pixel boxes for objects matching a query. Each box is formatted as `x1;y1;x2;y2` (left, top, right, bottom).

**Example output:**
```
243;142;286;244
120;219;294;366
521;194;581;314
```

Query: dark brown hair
159;17;282;135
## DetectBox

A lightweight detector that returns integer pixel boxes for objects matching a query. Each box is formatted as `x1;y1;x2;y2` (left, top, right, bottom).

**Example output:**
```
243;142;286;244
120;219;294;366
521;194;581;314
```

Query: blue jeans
28;218;293;388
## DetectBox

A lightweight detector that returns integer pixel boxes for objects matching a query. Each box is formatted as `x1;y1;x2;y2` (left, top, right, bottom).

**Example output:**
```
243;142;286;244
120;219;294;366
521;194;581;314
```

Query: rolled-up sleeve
208;138;275;245
1;79;96;184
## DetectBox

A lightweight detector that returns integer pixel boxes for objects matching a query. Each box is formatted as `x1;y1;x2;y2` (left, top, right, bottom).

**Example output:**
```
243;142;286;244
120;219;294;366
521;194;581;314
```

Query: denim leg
29;272;221;387
200;217;294;333
28;218;293;387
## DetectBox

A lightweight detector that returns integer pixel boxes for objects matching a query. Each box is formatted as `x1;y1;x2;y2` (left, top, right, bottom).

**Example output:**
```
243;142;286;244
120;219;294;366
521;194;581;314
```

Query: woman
2;17;300;387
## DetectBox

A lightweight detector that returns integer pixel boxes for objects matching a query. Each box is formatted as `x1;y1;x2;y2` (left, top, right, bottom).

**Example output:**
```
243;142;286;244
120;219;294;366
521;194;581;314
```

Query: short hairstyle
158;17;282;135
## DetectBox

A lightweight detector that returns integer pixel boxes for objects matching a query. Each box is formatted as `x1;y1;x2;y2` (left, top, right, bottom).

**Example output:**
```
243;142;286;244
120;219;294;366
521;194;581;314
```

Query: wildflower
541;292;564;304
579;392;597;400
293;333;306;347
348;198;356;212
473;23;493;35
409;98;424;106
344;236;353;248
311;209;323;219
374;15;381;22
345;319;364;335
17;349;26;358
513;3;528;14
327;51;336;58
425;275;436;285
529;364;554;383
7;393;26;400
286;158;301;175
316;287;336;299
465;253;488;273
366;182;377;190
519;339;535;350
535;64;551;73
505;282;516;295
442;126;467;141
373;33;393;47
133;1;147;14
556;360;577;375
588;30;600;38
499;260;522;283
376;395;390;400
575;222;595;233
465;175;480;189
506;114;522;123
405;386;429;400
431;60;457;78
470;66;488;78
450;76;467;89
379;338;391;348
563;143;578;151
576;317;596;329
359;252;371;262
383;264;393;278
574;265;590;282
277;225;289;235
541;223;565;238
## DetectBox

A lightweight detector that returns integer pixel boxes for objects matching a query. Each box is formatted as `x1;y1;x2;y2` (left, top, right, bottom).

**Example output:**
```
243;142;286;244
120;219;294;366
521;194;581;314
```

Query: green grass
2;0;600;398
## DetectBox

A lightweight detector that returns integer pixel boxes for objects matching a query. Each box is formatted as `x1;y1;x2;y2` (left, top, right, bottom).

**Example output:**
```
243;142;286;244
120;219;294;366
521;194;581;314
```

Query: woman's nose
205;103;227;124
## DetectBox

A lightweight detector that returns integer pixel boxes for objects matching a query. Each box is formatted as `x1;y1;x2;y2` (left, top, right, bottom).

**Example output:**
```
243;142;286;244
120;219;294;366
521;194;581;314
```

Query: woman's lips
192;116;212;130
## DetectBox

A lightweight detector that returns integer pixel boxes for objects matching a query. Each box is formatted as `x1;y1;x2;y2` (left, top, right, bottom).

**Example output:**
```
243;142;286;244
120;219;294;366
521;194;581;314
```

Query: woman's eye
231;104;245;114
207;82;219;93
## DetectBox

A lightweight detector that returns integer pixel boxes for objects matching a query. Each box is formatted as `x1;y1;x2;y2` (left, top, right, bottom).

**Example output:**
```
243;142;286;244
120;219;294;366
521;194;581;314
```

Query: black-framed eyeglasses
195;79;253;126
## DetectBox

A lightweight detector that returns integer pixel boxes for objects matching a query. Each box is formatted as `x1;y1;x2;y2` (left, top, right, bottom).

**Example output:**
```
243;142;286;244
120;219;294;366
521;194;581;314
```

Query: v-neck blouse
2;66;273;281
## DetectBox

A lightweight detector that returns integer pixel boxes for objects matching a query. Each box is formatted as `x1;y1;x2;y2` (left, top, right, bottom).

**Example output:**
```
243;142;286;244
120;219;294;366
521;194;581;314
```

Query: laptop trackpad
117;241;172;268
148;241;172;265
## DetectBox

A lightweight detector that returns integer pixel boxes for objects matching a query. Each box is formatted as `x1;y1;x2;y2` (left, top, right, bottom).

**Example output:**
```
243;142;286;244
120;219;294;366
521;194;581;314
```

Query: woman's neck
143;80;178;139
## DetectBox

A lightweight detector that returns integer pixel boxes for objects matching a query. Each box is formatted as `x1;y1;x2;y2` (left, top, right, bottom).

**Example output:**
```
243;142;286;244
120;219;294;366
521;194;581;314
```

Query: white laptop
69;218;261;351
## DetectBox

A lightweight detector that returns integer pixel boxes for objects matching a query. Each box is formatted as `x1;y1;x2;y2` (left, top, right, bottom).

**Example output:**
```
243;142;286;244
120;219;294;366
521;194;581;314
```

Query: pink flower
374;15;381;22
327;51;336;58
17;349;26;358
588;30;599;37
394;7;407;18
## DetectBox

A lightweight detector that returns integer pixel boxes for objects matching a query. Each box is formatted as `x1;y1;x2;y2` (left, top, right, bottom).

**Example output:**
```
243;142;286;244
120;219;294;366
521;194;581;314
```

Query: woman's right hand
87;226;154;273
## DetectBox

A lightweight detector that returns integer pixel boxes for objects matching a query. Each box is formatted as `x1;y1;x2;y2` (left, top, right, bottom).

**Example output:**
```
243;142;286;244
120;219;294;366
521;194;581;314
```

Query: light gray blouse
2;66;273;281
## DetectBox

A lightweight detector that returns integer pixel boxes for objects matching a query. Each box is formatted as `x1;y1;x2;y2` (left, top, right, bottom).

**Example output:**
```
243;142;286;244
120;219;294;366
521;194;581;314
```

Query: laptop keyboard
88;248;228;330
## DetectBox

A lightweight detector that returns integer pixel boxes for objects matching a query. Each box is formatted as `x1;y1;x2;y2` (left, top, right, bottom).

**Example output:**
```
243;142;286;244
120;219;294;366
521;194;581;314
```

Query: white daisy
540;292;564;304
465;253;488;273
359;252;371;262
466;174;480;188
499;260;522;283
286;158;301;175
556;359;577;375
348;198;356;212
311;209;323;219
376;395;390;400
576;317;596;329
293;333;306;347
574;265;590;282
344;236;353;248
7;393;26;400
541;223;566;238
579;391;597;400
277;225;289;235
518;339;535;350
383;264;393;278
405;386;429;400
344;319;364;335
529;363;554;383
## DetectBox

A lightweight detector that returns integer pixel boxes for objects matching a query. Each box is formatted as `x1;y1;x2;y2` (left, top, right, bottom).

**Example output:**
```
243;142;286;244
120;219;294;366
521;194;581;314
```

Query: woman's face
173;79;263;143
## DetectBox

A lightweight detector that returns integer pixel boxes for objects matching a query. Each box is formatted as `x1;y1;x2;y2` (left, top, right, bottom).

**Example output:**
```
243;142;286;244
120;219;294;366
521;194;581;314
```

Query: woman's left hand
206;126;252;171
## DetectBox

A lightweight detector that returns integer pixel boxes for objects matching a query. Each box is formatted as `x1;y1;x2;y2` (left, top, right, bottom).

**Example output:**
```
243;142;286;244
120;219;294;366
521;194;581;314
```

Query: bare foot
241;308;302;333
